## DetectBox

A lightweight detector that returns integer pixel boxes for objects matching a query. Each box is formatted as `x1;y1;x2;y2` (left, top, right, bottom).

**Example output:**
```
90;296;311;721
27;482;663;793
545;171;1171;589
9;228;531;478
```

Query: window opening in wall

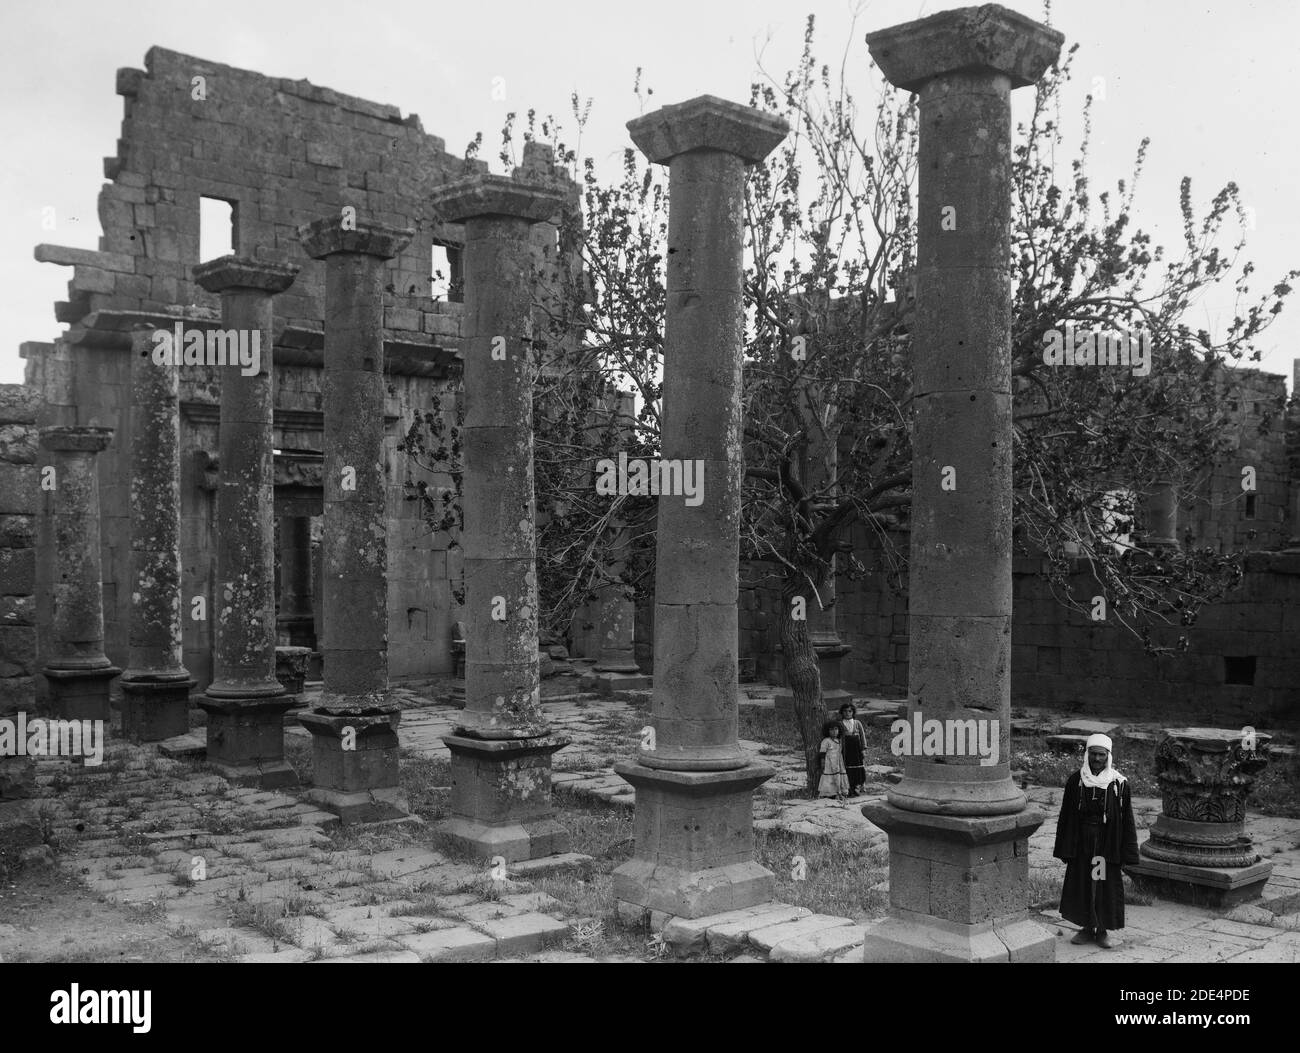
1223;655;1256;686
431;244;451;301
430;243;464;304
1245;494;1257;519
199;197;237;261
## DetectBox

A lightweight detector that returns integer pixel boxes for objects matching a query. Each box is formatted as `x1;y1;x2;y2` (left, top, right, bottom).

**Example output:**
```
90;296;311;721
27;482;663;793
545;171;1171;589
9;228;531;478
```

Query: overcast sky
1;0;1296;388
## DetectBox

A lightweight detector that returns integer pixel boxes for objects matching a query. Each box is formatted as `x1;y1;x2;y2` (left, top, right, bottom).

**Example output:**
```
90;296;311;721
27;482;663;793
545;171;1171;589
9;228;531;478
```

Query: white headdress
1079;733;1125;791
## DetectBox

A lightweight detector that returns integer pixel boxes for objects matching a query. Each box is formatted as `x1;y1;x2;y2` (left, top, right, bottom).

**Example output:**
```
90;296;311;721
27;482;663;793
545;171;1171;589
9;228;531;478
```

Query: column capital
298;219;414;261
430;174;567;225
865;4;1064;92
39;424;113;453
192;255;299;294
628;95;788;166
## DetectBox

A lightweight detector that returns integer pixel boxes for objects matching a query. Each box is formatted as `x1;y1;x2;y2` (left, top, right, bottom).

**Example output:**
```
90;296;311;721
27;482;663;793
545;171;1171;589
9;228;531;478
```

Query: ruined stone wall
748;527;1300;724
1180;370;1290;552
0;386;38;798
24;48;583;691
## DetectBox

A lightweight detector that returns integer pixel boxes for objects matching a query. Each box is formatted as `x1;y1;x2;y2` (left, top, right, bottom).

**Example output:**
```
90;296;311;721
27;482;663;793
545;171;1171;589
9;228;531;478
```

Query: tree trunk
780;575;825;795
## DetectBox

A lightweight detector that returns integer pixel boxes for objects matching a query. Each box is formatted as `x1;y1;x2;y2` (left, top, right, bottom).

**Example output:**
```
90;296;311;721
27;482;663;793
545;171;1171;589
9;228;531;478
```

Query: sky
1;0;1296;388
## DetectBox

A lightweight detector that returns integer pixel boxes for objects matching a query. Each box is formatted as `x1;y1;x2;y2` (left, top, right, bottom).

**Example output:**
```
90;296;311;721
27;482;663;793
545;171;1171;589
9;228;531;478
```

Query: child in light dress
818;721;850;800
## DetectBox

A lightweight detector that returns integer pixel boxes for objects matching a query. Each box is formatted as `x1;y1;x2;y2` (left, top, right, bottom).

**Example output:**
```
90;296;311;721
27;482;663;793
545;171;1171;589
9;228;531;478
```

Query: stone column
194;256;300;788
1129;727;1273;906
428;175;571;861
120;325;194;741
276;516;315;647
298;220;411;823
586;390;650;693
612;96;788;923
1144;479;1179;551
859;5;1064;962
39;425;119;722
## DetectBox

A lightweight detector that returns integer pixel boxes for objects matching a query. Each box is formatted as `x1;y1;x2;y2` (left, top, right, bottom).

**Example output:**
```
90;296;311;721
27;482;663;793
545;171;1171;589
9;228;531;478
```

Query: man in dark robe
1053;733;1139;949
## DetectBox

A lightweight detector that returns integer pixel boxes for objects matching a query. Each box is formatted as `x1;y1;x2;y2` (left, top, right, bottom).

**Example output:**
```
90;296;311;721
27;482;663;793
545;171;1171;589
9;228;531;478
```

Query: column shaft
40;426;119;721
121;326;193;741
194;255;300;788
612;95;787;921
297;219;412;823
430;177;572;861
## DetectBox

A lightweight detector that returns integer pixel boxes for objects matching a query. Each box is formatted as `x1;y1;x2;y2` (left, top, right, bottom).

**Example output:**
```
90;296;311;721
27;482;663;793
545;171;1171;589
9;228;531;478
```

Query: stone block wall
1179;369;1290;553
24;47;581;691
745;527;1300;724
0;385;38;798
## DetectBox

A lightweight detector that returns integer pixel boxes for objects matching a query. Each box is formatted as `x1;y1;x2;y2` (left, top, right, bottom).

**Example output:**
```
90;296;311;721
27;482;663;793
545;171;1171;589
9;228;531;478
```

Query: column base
1127;857;1273;909
612;760;776;920
860;910;1056;963
440;733;570;862
44;666;121;723
199;694;299;790
298;709;407;824
859;800;1054;962
581;670;652;695
120;674;194;742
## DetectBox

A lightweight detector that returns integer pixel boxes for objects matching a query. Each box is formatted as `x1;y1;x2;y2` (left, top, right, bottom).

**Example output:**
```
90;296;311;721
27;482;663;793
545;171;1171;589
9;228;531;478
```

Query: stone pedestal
428;176;570;859
442;734;571;861
203;695;300;789
1129;727;1273;907
612;96;788;922
613;762;777;920
193;256;300;788
858;5;1064;960
297;710;406;822
40;425;120;722
583;583;649;693
298;220;413;823
859;802;1054;962
120;326;194;741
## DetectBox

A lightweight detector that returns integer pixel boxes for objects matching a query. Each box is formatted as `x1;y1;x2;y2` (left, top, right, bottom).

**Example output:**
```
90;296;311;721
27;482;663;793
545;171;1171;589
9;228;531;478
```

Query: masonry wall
26;47;575;693
0;385;38;798
744;527;1300;726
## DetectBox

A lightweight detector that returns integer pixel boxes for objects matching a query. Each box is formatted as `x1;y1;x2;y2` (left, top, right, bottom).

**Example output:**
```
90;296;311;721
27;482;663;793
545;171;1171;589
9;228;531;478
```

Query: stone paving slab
768;923;866;962
748;913;856;954
395;926;496;962
474;913;571;955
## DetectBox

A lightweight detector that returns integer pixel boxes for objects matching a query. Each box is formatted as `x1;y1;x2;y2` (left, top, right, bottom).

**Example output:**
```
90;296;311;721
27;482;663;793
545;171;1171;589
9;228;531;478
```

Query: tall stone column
859;5;1064;962
194;256;300;788
612;96;788;922
429;175;572;861
298;220;411;823
120;325;194;741
40;425;119;721
277;516;315;647
587;390;650;693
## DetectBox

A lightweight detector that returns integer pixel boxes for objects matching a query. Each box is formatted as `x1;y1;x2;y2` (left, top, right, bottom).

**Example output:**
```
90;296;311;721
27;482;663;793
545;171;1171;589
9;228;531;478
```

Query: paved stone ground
9;742;632;963
8;673;1299;962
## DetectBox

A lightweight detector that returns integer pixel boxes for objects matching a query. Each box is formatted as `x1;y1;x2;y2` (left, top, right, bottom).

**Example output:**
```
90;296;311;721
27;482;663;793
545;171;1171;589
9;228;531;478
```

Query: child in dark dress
837;703;868;796
1053;733;1140;950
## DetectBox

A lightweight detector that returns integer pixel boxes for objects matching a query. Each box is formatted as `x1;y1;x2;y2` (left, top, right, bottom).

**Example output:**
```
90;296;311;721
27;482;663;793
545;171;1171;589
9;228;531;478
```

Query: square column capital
192;255;300;294
298;219;414;261
865;4;1064;92
627;95;788;166
430;174;567;225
